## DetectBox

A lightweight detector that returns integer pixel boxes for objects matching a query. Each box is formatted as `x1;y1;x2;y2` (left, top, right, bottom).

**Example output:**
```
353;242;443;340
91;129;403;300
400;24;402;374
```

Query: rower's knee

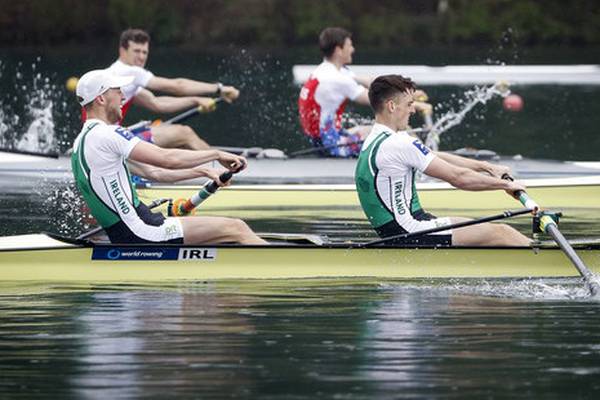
175;125;196;140
224;218;254;240
496;223;530;246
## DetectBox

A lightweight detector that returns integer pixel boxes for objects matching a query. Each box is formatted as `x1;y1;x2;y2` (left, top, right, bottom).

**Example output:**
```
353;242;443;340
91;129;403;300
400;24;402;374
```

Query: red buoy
503;94;524;112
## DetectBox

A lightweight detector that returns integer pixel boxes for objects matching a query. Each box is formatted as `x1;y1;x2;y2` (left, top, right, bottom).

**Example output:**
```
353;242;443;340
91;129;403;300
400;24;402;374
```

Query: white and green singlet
71;119;183;242
355;123;452;241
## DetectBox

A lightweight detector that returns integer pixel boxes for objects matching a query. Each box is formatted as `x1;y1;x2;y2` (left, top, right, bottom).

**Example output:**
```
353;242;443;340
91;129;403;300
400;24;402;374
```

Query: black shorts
375;211;452;247
104;202;185;245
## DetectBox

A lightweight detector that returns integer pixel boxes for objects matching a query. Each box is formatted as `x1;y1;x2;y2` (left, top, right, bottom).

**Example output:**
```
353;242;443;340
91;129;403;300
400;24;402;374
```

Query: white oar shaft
546;224;598;295
508;177;599;297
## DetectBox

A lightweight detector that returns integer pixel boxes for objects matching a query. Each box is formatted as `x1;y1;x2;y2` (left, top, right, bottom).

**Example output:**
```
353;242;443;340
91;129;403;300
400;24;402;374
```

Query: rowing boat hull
1;235;599;282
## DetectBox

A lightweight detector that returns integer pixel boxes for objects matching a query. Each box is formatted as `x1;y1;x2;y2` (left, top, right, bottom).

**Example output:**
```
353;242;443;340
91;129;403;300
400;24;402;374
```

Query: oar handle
171;164;243;217
502;173;539;211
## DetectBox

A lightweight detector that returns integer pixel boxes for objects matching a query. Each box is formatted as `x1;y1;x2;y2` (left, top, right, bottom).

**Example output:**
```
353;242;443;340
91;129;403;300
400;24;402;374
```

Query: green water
1;282;599;399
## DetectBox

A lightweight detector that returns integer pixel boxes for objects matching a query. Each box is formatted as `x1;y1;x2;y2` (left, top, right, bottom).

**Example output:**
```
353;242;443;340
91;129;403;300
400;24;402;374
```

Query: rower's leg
180;216;267;245
450;217;531;246
151;124;210;150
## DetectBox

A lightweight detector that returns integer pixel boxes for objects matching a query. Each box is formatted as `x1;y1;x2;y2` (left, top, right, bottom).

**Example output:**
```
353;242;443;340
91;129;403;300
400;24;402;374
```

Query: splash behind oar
504;174;600;296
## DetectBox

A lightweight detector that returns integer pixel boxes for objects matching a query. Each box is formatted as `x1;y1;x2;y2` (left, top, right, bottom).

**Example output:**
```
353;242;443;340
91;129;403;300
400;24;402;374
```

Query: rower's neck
326;57;345;70
85;109;114;125
375;115;404;132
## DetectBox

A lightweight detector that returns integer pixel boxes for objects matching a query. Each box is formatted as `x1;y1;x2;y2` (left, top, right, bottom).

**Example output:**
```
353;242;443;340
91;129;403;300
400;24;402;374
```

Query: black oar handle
502;173;525;199
205;170;233;193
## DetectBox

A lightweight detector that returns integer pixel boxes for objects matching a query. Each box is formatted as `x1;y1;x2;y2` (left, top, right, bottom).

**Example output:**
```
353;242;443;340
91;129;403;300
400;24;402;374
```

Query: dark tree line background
1;0;598;48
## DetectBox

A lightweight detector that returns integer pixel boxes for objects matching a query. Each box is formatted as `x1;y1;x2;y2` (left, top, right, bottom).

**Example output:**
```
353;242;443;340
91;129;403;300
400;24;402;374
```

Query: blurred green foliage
0;0;598;47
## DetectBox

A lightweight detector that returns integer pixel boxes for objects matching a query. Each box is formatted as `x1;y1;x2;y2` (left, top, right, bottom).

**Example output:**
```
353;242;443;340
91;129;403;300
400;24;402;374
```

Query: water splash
41;181;90;236
217;49;300;150
16;103;56;152
396;277;598;301
425;82;511;150
0;57;69;153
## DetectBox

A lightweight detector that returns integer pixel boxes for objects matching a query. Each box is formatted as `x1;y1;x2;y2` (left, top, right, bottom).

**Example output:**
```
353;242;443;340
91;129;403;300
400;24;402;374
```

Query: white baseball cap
76;69;134;106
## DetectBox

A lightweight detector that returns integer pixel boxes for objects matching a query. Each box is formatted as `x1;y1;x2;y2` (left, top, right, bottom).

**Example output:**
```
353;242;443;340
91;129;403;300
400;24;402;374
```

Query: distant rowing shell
292;64;600;86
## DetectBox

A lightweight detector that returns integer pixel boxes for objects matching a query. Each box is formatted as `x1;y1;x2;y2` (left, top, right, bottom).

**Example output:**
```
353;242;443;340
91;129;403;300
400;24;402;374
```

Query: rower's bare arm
147;76;239;102
128;160;225;183
354;75;372;87
434;151;511;178
129;141;247;172
353;89;371;106
133;89;213;114
425;157;524;192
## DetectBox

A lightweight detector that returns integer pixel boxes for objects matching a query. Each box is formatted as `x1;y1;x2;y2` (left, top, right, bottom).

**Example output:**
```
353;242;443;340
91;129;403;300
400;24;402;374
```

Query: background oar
503;174;600;296
361;208;532;247
126;98;224;131
75;198;170;241
169;167;240;216
0;147;60;159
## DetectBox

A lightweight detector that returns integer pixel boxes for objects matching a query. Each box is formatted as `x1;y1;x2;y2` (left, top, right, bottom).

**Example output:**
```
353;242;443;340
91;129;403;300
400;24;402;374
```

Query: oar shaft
363;208;532;247
164;97;223;125
504;174;599;296
546;224;598;295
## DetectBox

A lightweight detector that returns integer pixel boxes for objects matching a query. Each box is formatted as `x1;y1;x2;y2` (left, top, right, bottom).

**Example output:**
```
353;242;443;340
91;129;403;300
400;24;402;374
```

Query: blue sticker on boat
92;247;217;261
412;139;430;155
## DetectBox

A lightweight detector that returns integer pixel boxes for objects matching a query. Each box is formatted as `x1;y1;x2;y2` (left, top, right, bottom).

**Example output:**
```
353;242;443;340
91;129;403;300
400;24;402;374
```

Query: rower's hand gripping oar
168;164;242;217
503;174;600;296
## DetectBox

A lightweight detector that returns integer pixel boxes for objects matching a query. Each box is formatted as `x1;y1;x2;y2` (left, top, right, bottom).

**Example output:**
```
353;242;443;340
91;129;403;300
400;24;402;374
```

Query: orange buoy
503;94;524;112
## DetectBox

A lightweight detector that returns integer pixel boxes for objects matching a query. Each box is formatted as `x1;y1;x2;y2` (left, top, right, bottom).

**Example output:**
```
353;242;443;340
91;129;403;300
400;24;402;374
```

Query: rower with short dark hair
72;69;266;245
355;74;531;246
299;27;431;158
101;28;240;150
298;27;371;157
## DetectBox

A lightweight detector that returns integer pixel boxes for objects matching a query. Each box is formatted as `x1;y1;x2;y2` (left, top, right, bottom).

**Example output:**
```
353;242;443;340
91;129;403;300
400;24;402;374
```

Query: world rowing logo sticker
107;249;121;260
92;247;217;261
412;139;430;155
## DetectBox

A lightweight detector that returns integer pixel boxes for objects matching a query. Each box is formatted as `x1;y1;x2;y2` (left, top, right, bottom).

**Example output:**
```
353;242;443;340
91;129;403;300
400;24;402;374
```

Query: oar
75;198;170;241
169;167;241;216
289;140;365;157
289;127;428;158
126;98;224;131
0;147;60;159
361;208;532;247
289;126;429;158
503;174;600;296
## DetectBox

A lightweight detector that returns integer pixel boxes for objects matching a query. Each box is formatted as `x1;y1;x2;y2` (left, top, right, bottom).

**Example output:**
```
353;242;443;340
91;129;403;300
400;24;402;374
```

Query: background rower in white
108;28;240;150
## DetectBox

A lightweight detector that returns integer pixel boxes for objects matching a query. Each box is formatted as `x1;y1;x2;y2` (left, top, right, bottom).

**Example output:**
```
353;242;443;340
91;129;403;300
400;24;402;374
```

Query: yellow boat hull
1;235;599;283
